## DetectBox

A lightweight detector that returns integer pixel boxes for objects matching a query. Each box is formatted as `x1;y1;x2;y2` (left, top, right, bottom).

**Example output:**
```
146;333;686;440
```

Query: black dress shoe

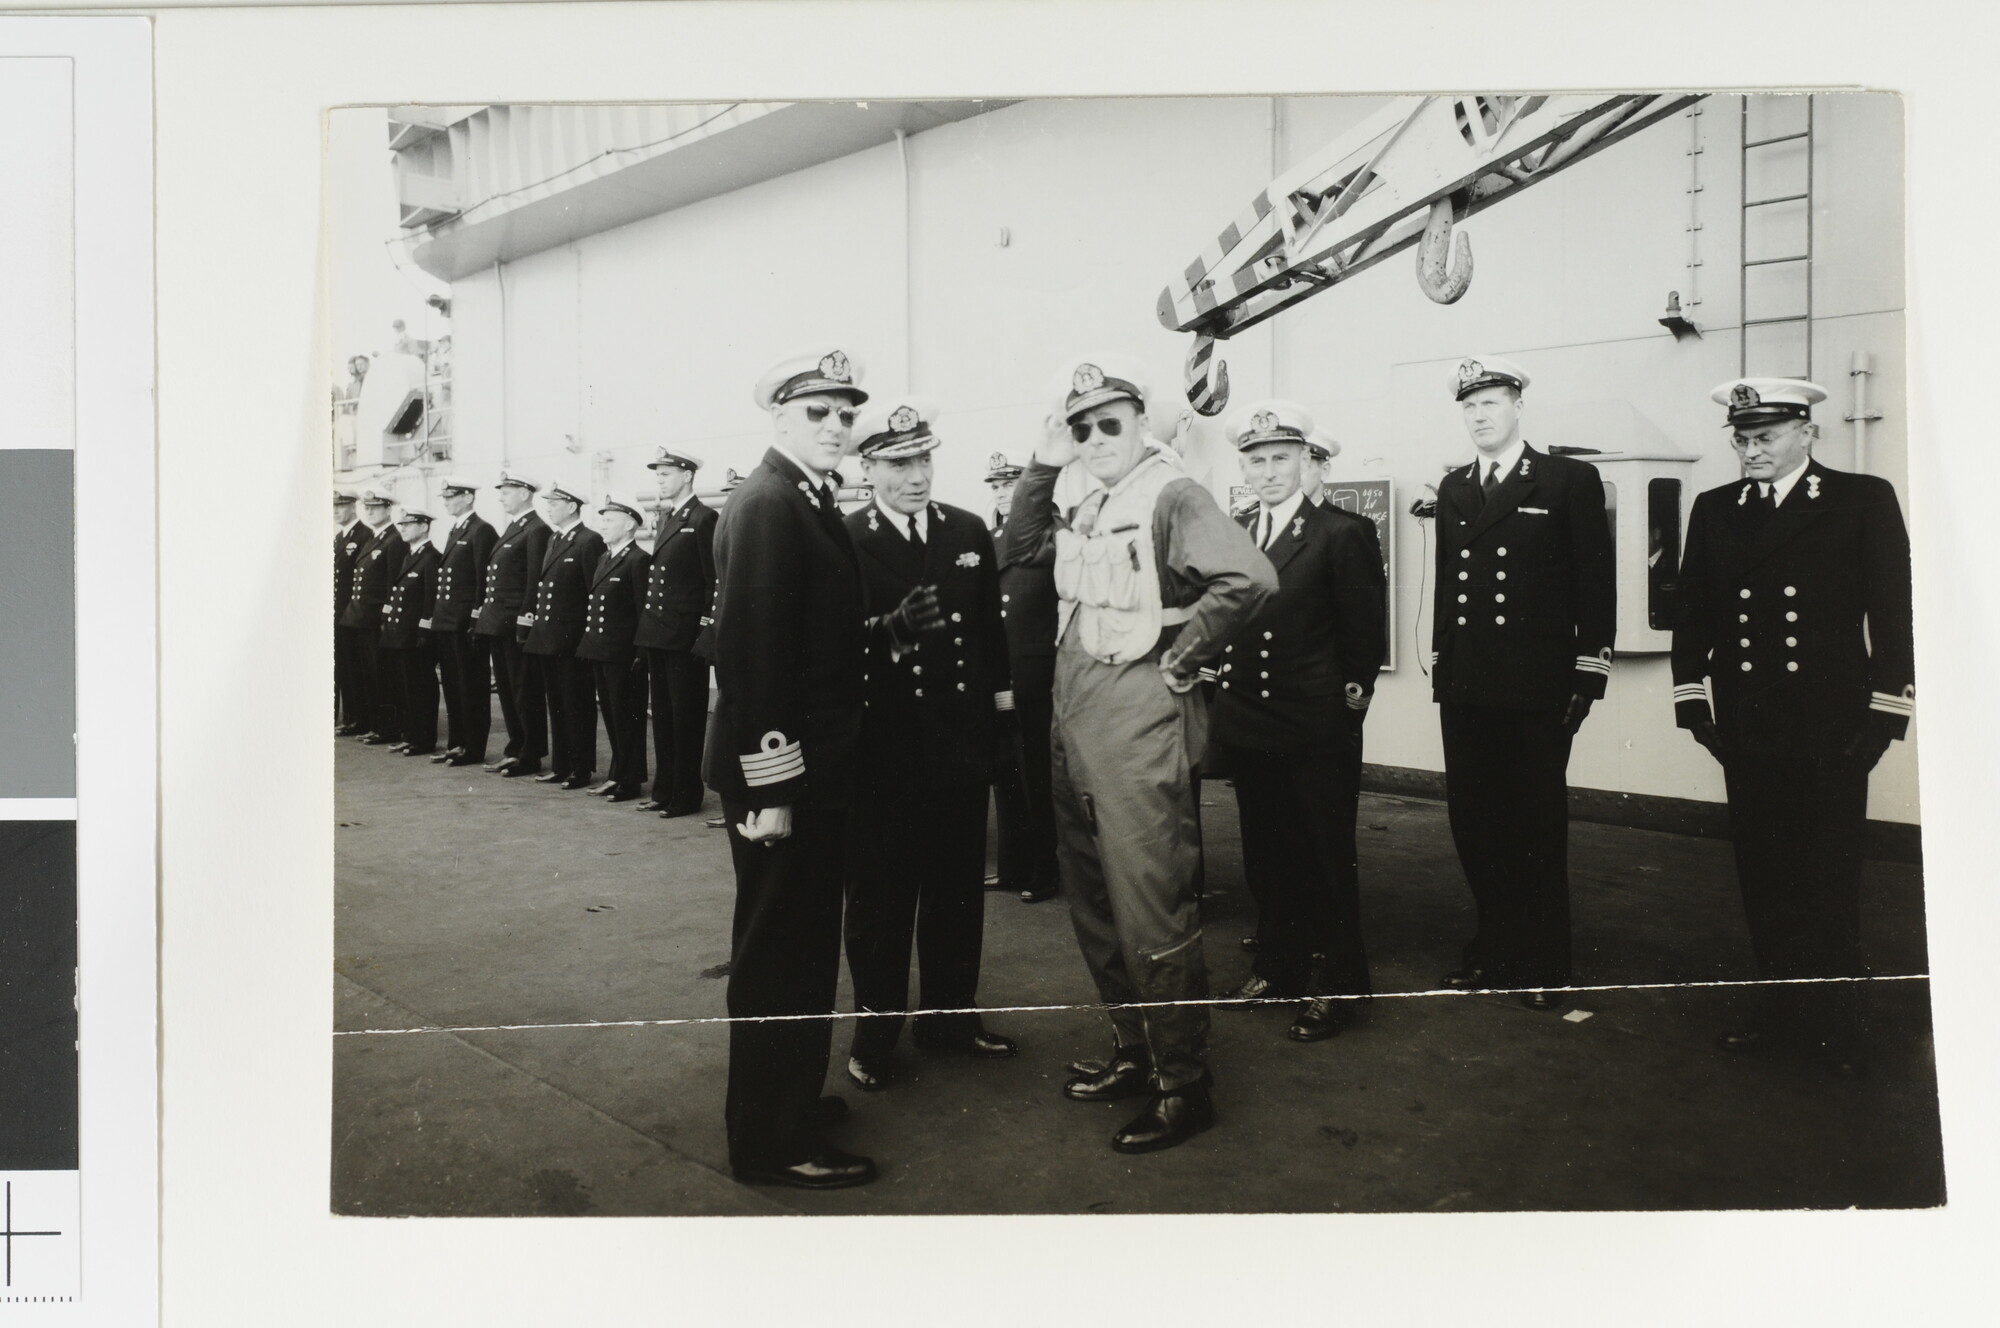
361;733;393;745
561;773;596;791
1219;974;1293;1004
587;780;618;796
1441;967;1488;990
534;770;568;784
1111;1075;1216;1154
1715;1029;1765;1054
607;786;641;803
401;746;437;757
1239;936;1259;951
637;799;665;812
846;1056;893;1092
983;874;1006;891
1063;1052;1150;1102
662;802;704;818
485;756;518;773
1019;886;1057;904
704;815;728;829
429;750;454;763
447;754;485;767
732;1145;878;1191
1288;996;1361;1042
499;760;543;778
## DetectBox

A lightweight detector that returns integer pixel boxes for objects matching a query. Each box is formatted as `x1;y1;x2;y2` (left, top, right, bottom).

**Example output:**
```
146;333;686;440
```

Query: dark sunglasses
1069;416;1126;444
803;403;858;428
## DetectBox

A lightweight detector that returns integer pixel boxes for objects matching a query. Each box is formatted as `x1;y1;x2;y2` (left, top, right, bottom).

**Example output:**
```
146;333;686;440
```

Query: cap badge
889;404;919;433
1457;359;1483;389
1073;362;1105;394
989;452;1010;471
956;550;981;569
1251;409;1279;434
818;350;851;383
1730;382;1760;411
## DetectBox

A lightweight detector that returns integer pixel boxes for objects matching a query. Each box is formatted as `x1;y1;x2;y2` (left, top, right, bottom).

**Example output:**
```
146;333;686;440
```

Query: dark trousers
437;627;492;758
350;624;401;740
645;647;711;811
593;657;649;790
487;630;546;761
1228;733;1370;996
1723;752;1869;1050
723;802;847;1170
845;782;990;1061
531;651;597;778
334;622;364;726
390;638;440;752
993;658;1058;895
1439;702;1575;988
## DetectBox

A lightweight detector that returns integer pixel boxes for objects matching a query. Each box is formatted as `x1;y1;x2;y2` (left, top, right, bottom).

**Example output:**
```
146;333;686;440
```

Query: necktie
906;514;925;553
1258;510;1273;550
1482;462;1502;497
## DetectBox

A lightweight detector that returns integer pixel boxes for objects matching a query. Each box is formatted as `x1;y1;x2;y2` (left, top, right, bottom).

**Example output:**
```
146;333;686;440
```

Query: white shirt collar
1257;489;1307;540
552;515;583;534
773;443;837;494
1475;438;1526;484
1766;460;1810;506
874;494;928;540
605;535;634;555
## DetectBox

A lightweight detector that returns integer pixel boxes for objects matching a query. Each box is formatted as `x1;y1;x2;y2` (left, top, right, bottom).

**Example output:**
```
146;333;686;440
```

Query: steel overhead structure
1159;93;1707;415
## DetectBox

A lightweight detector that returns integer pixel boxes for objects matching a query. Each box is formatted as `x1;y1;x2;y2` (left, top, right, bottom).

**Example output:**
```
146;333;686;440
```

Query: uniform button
1494;594;1505;603
1786;637;1797;647
957;682;966;692
951;612;962;623
1787;661;1799;672
1740;589;1752;599
1741;661;1753;672
1225;644;1234;653
1260;650;1269;658
954;637;963;646
1457;616;1466;625
1001;594;1011;602
1000;611;1008;619
1458;594;1467;603
1221;680;1231;689
1784;586;1796;597
957;659;966;668
1739;614;1749;624
1497;547;1507;557
915;688;923;697
1786;611;1798;622
912;665;922;675
1460;550;1470;559
1495;615;1506;625
1458;571;1469;582
1264;631;1273;640
1261;689;1270;698
1496;571;1507;581
1222;663;1231;672
1740;638;1750;648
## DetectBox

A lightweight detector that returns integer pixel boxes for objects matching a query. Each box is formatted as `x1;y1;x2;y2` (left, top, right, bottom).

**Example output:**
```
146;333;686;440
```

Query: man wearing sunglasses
1671;377;1914;1078
705;346;893;1191
1011;353;1275;1155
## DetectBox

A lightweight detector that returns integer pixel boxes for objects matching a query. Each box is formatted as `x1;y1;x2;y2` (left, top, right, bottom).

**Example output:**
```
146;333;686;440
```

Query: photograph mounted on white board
326;93;1933;1216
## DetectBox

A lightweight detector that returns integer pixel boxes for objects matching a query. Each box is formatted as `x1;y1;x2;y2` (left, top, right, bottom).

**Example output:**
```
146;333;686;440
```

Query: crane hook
1415;196;1473;304
1184;330;1230;416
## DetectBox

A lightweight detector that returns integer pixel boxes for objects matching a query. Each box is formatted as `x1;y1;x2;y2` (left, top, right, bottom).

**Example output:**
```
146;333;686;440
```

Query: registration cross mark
2;1183;62;1288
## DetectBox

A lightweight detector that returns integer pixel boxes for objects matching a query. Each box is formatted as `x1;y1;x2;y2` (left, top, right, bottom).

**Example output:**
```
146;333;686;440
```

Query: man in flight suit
1013;354;1275;1154
1672;377;1915;1077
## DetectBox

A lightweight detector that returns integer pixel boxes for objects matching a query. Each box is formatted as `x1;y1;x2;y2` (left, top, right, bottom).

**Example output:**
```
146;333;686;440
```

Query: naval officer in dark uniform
577;496;651;801
634;446;718;818
989;451;1063;905
430;479;498;766
1206;401;1386;1040
1431;356;1615;1008
706;346;910;1190
1672;377;1915;1076
840;398;1020;1092
523;481;607;790
476;472;552;778
379;508;441;756
340;490;408;745
334;490;368;734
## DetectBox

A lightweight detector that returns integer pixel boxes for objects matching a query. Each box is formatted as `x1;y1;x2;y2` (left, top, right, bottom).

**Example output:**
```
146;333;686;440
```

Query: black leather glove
1841;712;1899;771
1690;717;1728;763
1560;693;1594;737
879;583;946;647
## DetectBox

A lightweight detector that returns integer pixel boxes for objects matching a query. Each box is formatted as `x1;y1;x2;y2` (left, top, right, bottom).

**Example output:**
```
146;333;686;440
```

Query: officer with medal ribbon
575;496;652;801
1012;353;1275;1154
1206;401;1386;1041
840;397;1020;1093
430;479;499;766
378;507;442;756
475;472;554;778
633;446;718;818
334;490;368;735
1431;356;1615;1008
339;490;408;745
1672;377;1915;1077
706;346;923;1190
522;481;608;791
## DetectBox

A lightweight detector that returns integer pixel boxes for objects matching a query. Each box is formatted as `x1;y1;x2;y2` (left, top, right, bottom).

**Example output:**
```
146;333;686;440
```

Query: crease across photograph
328;93;1933;1217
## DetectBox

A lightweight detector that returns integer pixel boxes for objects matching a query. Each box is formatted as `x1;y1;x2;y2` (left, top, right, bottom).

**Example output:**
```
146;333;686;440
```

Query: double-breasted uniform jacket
1430;443;1616;709
380;541;440;650
473;511;552;639
845;500;1012;791
702;448;867;812
996;500;1060;672
524;522;609;657
338;524;408;629
634;495;718;653
1671;459;1915;757
431;512;498;634
1209;499;1388;753
575;541;651;665
335;520;367;617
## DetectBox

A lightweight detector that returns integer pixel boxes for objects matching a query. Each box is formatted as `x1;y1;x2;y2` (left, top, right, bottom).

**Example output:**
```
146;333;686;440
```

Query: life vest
1053;452;1192;664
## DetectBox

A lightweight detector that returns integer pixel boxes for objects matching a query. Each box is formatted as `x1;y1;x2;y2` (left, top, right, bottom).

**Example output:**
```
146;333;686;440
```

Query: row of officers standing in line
336;343;1916;1194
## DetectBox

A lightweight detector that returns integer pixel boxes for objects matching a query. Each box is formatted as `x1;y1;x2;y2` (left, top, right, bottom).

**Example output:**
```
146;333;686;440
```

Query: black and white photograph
323;89;1938;1219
